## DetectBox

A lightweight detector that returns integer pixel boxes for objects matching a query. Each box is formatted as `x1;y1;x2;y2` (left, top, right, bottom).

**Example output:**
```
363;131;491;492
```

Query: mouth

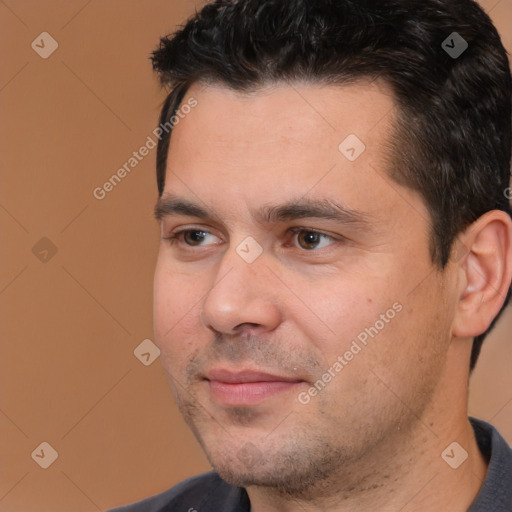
204;368;304;406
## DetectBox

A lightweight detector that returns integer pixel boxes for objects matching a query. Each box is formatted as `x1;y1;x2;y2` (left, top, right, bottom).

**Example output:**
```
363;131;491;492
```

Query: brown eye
291;229;335;251
167;229;220;248
182;230;209;246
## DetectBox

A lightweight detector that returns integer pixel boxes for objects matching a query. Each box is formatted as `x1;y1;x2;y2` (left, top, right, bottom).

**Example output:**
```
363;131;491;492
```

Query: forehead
171;79;396;154
162;80;426;229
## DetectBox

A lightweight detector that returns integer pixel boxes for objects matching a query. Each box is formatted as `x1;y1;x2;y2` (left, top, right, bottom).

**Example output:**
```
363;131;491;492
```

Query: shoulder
107;471;249;512
469;417;512;512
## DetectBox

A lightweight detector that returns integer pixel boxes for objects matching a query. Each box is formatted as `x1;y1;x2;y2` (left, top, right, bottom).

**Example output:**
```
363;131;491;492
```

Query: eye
289;228;336;250
163;227;338;252
164;229;221;247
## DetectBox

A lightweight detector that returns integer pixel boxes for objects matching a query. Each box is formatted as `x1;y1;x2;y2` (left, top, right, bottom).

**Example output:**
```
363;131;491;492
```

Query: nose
200;244;282;337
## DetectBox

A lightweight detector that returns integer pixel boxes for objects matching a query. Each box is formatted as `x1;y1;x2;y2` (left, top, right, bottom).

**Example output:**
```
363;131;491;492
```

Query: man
110;0;512;510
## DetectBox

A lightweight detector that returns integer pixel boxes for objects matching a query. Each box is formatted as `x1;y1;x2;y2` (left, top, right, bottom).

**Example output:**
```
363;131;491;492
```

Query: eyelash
162;227;338;252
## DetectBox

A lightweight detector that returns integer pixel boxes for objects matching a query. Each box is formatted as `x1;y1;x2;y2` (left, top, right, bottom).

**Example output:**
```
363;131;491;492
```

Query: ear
452;210;512;338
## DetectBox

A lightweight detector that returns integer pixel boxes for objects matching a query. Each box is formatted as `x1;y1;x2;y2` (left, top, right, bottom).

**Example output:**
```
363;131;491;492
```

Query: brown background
0;1;511;510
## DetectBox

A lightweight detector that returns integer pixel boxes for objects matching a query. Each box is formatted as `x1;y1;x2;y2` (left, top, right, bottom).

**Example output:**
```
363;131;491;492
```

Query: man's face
153;81;459;493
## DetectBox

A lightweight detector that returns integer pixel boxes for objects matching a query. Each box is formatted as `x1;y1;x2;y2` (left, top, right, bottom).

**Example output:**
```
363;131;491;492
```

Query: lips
207;369;301;383
205;369;303;406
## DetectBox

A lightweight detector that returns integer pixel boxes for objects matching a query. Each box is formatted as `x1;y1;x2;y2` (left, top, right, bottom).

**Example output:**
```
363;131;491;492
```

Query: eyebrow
154;193;370;228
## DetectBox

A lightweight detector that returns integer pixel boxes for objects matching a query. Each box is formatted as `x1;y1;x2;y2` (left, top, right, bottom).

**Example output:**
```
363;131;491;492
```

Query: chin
213;458;340;500
203;436;347;500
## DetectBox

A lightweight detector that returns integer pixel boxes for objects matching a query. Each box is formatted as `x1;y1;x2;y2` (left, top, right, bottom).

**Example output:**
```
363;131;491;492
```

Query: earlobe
452;210;512;338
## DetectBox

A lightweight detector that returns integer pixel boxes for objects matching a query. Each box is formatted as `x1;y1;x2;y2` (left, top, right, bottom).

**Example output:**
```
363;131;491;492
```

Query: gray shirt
108;417;512;512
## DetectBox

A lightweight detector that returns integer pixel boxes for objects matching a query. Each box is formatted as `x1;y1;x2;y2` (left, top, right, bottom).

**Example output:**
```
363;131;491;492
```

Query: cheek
153;260;204;359
362;278;454;398
297;272;397;357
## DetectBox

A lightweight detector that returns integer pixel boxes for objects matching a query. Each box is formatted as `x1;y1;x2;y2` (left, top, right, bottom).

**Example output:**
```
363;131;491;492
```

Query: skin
152;80;512;511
